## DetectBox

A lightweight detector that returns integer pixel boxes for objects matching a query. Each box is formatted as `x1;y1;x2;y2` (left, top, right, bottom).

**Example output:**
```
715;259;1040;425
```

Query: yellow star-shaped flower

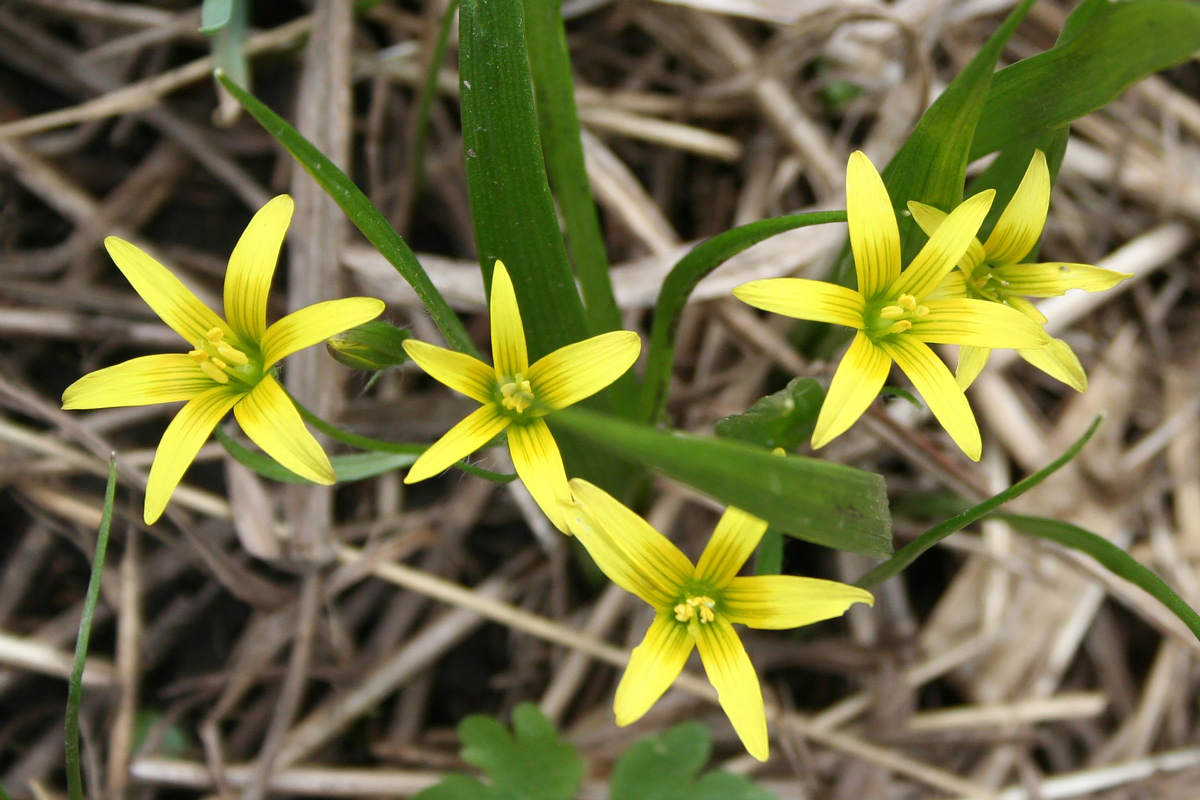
734;151;1050;460
401;260;640;532
561;478;873;762
62;195;385;524
908;149;1132;391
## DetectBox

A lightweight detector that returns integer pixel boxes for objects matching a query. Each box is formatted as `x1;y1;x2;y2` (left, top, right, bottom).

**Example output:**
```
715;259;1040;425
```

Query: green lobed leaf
412;775;495;800
971;0;1200;162
996;513;1200;643
609;722;777;800
458;704;583;800
713;377;824;452
550;407;892;559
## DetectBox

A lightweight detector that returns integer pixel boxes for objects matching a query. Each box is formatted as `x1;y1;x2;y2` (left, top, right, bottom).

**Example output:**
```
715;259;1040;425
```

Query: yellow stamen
674;603;694;622
676;595;717;625
878;305;905;319
211;357;228;370
199;361;230;384
914;305;930;317
897;294;917;311
891;320;912;333
188;349;209;363
216;344;250;365
205;327;225;344
500;375;535;414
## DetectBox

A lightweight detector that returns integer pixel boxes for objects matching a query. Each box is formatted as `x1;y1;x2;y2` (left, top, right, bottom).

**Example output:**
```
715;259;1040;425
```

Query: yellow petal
928;268;969;300
563;478;694;607
983;149;1049;265
144;385;243;523
890;190;994;301
694;617;769;762
955;346;991;390
1004;295;1048;324
233;375;335;485
261;297;386;367
614;613;694;726
908;201;986;272
991;263;1132;297
695;506;768;586
732;279;866;329
1019;337;1088;391
528;331;641;411
878;336;981;461
105;236;231;346
489;260;529;378
846;151;900;299
811;331;891;449
62;354;214;409
403;340;497;404
224;195;293;343
507;420;572;532
911;299;1050;349
723;575;874;629
404;403;510;484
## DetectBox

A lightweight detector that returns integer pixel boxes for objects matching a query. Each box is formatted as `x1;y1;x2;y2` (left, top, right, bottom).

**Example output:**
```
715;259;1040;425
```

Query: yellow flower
734;151;1049;460
62;195;385;524
561;478;873;762
908;149;1132;391
401;261;640;532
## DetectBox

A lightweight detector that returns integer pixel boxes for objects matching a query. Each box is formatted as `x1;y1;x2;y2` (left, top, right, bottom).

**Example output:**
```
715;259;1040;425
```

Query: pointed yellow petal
695;617;769;762
878;336;981;460
489;261;528;378
846;151;900;299
928;268;969;300
62;354;214;409
1019;337;1088;391
732;279;866;329
105;236;231;346
528;331;641;411
890;190;994;301
983;150;1049;265
144;385;243;523
723;575;874;629
404;403;509;484
695;506;768;586
507;420;572;532
233;375;335;484
811;331;891;449
906;200;947;238
563;478;694;607
991;263;1132;297
911;299;1049;349
1004;295;1048;324
955;346;991;390
614;613;694;726
224;195;293;343
403;340;497;404
261;298;385;367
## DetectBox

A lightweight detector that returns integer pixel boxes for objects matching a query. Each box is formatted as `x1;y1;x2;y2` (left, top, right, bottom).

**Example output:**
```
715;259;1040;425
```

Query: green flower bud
326;320;411;371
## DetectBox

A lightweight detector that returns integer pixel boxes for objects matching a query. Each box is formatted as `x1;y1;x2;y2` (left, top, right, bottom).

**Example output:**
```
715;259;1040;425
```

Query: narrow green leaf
209;0;248;89
997;513;1200;644
0;781;11;800
714;377;824;451
754;529;784;577
856;416;1102;588
199;0;233;34
406;0;461;216
459;0;589;361
215;426;418;483
66;457;118;800
640;210;846;423
550;407;892;559
971;0;1200;161
215;74;478;359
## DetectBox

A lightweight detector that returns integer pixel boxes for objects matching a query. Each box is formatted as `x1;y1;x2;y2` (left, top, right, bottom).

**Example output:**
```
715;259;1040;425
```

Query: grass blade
405;0;461;222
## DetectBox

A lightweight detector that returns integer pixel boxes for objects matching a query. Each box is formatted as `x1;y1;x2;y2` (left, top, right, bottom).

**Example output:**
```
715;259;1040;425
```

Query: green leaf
640;210;847;423
412;775;495;800
406;0;461;220
550;407;892;559
459;0;589;361
215;426;418;483
215;74;478;359
714;377;824;451
208;0;248;91
754;529;784;576
996;513;1200;644
325;320;412;371
971;0;1200;162
610;722;776;800
200;0;233;34
856;416;1102;588
459;704;583;800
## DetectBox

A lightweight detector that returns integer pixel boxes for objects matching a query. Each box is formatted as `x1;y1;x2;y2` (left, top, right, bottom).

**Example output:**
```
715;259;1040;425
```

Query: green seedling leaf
457;704;584;800
200;0;234;33
856;416;1102;588
609;722;776;800
551;407;892;558
994;513;1200;644
714;377;824;451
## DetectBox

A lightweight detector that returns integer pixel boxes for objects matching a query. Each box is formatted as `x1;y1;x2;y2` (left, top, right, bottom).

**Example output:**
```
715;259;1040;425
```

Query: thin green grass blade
639;210;846;423
406;0;461;217
215;74;478;358
199;0;233;34
459;0;589;361
208;0;248;89
856;416;1101;588
550;407;892;558
65;456;118;800
214;427;419;483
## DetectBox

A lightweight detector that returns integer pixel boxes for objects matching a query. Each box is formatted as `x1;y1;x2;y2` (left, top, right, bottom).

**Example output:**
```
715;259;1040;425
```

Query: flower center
499;374;536;414
865;293;929;338
966;263;1009;301
190;327;258;386
674;595;717;625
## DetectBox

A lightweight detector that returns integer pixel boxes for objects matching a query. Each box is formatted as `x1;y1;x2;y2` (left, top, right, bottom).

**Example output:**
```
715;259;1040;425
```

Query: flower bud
326;320;411;371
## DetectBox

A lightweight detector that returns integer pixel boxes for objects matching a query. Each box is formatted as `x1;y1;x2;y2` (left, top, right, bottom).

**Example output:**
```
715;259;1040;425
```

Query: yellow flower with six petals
62;195;385;524
401;260;640;531
908;149;1132;391
561;478;873;762
734;151;1050;460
